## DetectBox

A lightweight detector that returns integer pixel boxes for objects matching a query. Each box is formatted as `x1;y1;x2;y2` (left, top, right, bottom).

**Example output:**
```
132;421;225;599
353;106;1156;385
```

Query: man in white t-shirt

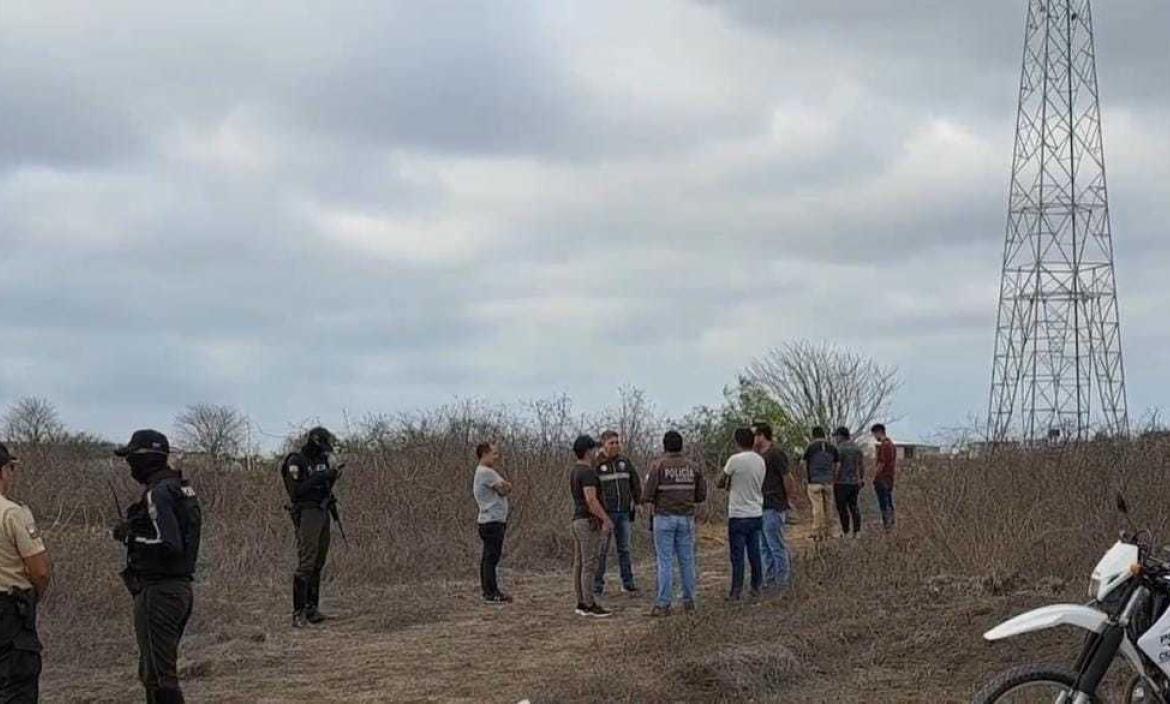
717;427;766;600
472;442;513;604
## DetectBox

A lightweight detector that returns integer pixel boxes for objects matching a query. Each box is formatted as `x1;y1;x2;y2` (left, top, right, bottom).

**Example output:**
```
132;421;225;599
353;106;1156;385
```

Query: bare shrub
29;390;1165;702
744;340;900;437
3;397;66;445
174;404;252;460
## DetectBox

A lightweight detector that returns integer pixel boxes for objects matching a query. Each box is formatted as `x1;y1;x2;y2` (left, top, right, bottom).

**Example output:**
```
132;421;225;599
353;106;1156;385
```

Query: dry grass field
21;425;1170;702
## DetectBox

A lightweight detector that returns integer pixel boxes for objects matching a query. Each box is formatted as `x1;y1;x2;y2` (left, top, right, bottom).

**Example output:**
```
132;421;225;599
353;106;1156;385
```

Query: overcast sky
2;0;1168;444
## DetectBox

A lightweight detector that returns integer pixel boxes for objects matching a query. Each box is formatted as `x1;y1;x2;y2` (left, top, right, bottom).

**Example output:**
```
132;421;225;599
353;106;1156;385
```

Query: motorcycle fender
984;604;1109;642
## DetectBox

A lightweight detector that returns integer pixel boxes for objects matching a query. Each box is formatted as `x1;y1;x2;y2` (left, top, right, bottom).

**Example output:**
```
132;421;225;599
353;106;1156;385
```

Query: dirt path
45;523;815;703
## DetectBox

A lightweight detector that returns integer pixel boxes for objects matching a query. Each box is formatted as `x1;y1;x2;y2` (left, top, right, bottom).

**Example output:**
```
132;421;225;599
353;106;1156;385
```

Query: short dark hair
573;434;598;459
811;426;826;439
475;442;495;459
599;430;619;443
734;427;755;450
752;422;773;441
663;431;684;453
870;423;886;434
833;426;850;439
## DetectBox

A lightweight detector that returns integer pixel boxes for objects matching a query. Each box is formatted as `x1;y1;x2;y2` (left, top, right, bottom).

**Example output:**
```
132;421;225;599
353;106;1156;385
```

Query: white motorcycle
975;497;1170;703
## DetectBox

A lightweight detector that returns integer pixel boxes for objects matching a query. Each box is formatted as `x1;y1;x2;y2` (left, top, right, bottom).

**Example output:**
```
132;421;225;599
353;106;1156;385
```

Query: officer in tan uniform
0;442;51;703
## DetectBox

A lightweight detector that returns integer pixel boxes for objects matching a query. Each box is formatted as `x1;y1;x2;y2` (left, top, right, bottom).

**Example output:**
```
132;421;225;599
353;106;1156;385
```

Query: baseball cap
572;434;598;456
0;443;17;467
114;429;170;457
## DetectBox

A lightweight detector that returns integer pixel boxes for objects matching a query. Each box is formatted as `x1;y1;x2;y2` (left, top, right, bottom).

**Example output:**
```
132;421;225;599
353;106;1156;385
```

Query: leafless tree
174;403;251;460
744;341;900;440
598;386;661;459
2;397;66;445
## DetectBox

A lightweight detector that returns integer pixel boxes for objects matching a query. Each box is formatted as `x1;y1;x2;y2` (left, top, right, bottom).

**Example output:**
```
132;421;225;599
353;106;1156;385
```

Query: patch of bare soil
43;525;814;703
45;522;1070;704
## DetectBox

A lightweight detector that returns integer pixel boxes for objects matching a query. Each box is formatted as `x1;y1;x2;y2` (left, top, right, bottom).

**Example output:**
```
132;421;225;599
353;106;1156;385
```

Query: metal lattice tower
987;0;1128;442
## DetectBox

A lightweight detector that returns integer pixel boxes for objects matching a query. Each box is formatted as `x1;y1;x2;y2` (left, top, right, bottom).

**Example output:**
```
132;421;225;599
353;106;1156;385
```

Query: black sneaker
483;593;513;605
292;611;309;629
304;608;328;624
587;604;612;618
575;603;591;617
620;585;640;595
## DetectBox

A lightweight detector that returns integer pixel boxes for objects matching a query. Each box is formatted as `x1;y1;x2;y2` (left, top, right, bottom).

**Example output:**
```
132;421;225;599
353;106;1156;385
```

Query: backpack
806;441;836;484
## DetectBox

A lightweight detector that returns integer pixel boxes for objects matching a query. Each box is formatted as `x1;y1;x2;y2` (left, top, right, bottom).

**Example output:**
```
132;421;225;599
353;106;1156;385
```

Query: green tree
676;377;802;472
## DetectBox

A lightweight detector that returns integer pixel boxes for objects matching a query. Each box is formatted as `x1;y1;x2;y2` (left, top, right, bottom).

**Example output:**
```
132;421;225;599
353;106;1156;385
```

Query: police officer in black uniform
0;442;50;704
112;430;202;704
280;427;340;628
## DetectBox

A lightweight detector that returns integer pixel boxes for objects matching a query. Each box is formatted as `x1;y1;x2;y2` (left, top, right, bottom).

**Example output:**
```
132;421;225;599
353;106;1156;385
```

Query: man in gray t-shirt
471;442;513;603
832;427;865;537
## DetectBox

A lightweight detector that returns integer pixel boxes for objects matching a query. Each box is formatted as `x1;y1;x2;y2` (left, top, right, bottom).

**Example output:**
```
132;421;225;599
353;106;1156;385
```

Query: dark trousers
834;483;862;534
478;522;506;597
874;481;896;529
728;517;763;597
294;506;331;613
134;580;193;704
0;596;40;704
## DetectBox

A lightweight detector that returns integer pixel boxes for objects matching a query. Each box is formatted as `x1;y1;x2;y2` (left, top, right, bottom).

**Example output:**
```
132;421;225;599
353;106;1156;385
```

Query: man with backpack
801;427;840;542
280;427;341;628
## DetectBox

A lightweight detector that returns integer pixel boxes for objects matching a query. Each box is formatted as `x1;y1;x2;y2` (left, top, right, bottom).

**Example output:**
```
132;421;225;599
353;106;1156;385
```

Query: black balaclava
302;427;334;463
128;453;168;484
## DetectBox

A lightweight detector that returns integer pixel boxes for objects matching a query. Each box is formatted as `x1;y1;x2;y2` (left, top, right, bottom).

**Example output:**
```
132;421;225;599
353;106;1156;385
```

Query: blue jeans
728;516;763;597
652;514;697;608
760;509;791;588
595;511;635;593
875;482;895;529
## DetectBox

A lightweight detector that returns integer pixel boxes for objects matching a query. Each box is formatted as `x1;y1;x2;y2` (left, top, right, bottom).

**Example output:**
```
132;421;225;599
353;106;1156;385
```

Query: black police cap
114;429;170;457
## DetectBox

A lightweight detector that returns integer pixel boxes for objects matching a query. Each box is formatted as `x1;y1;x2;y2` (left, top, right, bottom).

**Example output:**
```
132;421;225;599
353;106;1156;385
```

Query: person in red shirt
870;424;896;530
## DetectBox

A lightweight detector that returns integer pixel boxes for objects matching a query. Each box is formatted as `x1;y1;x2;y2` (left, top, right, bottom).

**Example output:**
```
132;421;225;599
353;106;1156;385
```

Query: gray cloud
0;0;1167;444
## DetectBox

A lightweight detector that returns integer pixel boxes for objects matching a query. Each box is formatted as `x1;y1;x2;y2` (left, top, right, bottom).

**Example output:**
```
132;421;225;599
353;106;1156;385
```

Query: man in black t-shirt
753;423;796;589
569;435;613;618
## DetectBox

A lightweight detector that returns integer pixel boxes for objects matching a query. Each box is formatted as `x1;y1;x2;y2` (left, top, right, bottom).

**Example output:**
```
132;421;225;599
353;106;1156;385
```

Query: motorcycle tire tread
972;664;1090;704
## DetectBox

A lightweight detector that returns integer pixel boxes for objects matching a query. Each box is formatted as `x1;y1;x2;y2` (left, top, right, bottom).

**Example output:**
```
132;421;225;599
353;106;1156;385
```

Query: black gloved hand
111;520;130;543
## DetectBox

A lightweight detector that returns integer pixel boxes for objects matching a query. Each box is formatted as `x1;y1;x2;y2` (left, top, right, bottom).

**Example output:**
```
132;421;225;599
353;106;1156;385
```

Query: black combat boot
292;576;308;628
305;571;328;624
155;687;184;704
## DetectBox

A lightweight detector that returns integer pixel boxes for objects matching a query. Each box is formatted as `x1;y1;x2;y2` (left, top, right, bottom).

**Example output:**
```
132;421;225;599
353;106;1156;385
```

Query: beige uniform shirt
0;495;45;592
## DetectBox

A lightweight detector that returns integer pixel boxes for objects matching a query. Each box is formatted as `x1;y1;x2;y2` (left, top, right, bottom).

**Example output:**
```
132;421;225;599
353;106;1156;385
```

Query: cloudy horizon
3;0;1168;445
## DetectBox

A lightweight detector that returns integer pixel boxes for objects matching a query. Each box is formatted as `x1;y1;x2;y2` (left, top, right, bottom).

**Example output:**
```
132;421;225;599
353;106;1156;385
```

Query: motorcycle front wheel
973;664;1091;703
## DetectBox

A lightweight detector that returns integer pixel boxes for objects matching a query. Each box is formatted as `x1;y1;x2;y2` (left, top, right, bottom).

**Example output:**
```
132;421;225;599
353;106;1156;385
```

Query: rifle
327;497;349;547
106;478;124;519
326;463;349;547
